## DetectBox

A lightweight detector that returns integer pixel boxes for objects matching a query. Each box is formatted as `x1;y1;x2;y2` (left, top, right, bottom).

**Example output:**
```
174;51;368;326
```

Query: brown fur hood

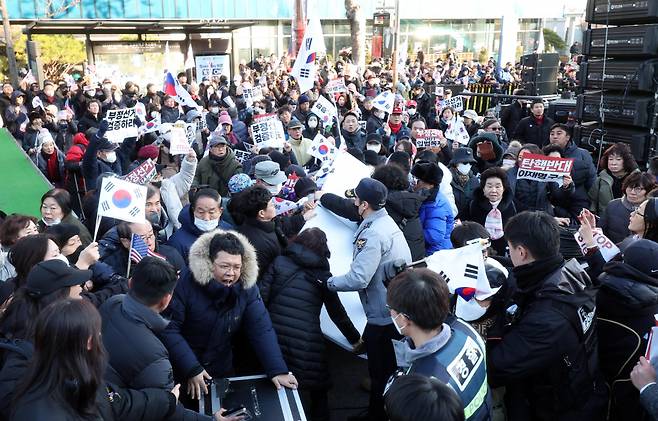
188;229;258;289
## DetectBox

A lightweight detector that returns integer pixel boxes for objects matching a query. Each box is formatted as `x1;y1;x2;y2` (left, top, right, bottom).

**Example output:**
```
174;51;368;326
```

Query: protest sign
326;78;348;94
573;228;620;262
311;95;337;124
106;107;138;143
122;159;157;185
169;126;189;155
223;96;235;108
195;55;230;80
234;149;253;164
185;123;196;144
250;114;285;149
415;129;443;148
517;153;574;186
98;177;146;224
243;86;264;108
358;120;367;131
195;113;208;132
443;95;464;112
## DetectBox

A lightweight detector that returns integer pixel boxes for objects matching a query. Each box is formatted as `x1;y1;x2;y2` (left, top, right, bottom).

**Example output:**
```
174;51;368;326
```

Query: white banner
518;153;574;186
195;55;231;81
169;126;189;155
106;107;138;143
325;78;347;94
250;114;286;149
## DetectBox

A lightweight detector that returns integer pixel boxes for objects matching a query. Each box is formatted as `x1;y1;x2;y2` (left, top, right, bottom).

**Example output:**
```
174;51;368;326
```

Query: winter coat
468;133;504;173
507;166;553;213
589;169;638;215
236;217;288;278
159;230;288;380
232;118;248;144
562;141;597;219
166;204;233;265
451;169;480;220
160;106;182;124
366;115;384;134
33;149;66;185
488;258;607;421
82;133;135;191
77;111;102;135
288;136;314;167
419;187;454;255
342;129;367;151
101;294;210;421
597;261;658;421
377;124;411;151
99;239;185;278
600;197;636;244
192;149;242;197
501;101;529;136
260;243;360;390
512;115;554;147
160;155;197;237
464;187;517;256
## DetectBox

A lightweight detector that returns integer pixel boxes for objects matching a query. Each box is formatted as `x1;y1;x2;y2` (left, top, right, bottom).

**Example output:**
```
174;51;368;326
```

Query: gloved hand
392;259;407;275
97;119;109;138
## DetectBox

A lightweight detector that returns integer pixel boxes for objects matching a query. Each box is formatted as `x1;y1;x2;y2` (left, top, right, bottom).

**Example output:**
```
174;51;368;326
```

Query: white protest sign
311;95;337;125
518;153;575;186
320;150;373;197
106;107;138;143
358;120;367;132
443;95;464;112
195;55;231;81
573;228;621;262
326;78;348;94
243;86;264;108
185;123;196;144
169;126;189;155
415;129;443;148
223;96;236;108
250;114;285;149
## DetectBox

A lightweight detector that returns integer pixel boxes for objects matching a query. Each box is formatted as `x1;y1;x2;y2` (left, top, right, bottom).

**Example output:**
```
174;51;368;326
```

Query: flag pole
93;214;102;242
126;234;134;278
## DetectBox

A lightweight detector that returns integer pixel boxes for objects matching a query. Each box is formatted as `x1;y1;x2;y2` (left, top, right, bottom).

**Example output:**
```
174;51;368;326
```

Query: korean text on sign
517;153;574;186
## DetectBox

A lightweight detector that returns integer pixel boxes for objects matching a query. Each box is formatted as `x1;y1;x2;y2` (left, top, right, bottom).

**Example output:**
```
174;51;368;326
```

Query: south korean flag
308;134;337;162
98;177;147;224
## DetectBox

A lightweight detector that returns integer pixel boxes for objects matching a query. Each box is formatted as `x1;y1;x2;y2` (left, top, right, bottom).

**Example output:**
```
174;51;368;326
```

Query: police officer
488;211;607;420
385;268;491;420
323;177;412;421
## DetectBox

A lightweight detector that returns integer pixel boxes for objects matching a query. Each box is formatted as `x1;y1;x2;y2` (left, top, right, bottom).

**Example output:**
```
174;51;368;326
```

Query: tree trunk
345;0;365;73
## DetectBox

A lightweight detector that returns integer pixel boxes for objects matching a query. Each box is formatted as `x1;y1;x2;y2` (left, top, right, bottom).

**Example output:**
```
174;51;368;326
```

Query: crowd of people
0;49;657;421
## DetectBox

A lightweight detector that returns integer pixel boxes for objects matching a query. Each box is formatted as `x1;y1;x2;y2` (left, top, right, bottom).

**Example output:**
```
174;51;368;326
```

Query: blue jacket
419;187;454;255
159;230;288;380
166;204;232;264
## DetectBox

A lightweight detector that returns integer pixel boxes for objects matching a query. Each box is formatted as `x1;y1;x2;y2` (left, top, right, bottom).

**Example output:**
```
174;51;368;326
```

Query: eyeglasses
489;126;502;131
627;186;646;193
213;262;242;273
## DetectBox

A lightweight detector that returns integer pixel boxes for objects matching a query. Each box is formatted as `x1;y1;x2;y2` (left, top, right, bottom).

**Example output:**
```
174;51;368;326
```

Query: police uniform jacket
327;207;412;326
392;316;491;420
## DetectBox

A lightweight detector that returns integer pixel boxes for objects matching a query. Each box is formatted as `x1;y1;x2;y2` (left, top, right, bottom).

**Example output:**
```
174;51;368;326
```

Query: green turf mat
0;129;53;217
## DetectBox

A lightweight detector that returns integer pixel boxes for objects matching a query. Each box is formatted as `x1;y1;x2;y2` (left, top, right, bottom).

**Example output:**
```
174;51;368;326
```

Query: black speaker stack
520;53;560;95
575;0;658;163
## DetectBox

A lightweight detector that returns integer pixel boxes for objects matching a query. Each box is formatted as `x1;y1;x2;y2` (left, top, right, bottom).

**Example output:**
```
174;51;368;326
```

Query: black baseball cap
26;260;92;298
346;178;387;208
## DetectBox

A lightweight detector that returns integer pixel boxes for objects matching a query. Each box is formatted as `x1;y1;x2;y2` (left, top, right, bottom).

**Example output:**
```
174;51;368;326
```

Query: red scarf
534;115;545;125
44;151;61;182
388;121;403;134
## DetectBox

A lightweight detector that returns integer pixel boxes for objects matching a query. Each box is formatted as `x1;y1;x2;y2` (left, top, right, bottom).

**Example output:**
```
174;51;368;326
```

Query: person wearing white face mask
253;160;288;196
448;148;480;220
365;132;387;160
167;188;232;265
38;188;93;247
82;120;127;191
386;268;492;421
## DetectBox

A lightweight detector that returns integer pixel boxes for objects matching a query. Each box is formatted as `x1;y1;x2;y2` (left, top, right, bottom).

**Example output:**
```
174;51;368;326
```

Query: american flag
129;233;165;263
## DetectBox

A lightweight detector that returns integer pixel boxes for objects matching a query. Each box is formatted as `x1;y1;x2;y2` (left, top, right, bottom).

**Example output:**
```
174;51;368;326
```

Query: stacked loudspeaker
575;0;658;163
520;53;560;95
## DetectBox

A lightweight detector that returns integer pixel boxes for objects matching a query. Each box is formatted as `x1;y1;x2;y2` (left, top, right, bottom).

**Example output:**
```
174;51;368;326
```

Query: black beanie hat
411;162;443;186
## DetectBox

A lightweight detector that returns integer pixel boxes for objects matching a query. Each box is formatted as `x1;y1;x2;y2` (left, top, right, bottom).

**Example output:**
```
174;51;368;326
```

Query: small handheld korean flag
291;16;326;94
425;242;500;321
372;91;395;113
308;134;337;161
98;177;147;224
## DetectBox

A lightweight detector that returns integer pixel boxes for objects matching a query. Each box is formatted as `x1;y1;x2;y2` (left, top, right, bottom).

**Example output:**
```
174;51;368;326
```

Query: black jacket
260;243;360;390
101;294;210;421
501;101;529;136
77;112;102;135
600;197;635;244
0;339;176;421
342;129;367;151
463;187;517;256
597;261;658;421
100;241;185;278
450;169;480;220
513;115;554;147
488;258;607;421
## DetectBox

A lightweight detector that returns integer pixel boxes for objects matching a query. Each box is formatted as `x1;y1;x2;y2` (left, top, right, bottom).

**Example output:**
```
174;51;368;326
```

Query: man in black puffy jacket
100;257;214;420
513;99;554;147
488;211;608;421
